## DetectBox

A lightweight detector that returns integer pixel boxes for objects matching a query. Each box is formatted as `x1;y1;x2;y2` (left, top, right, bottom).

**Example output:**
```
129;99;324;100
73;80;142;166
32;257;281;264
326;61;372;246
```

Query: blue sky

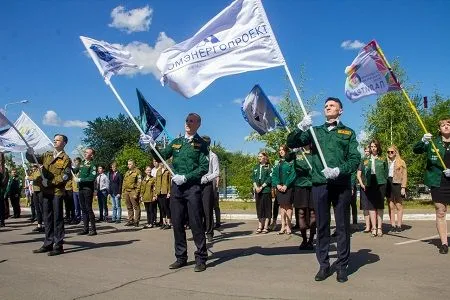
1;0;449;159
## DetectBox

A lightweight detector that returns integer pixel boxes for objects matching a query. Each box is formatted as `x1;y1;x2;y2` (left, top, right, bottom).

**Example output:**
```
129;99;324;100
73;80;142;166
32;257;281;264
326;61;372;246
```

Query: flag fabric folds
241;84;286;135
156;0;285;98
0;112;52;153
80;36;140;81
344;40;401;102
137;89;166;140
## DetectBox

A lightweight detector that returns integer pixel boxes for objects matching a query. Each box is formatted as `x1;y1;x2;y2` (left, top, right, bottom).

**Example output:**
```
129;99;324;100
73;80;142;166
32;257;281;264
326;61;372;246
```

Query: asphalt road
1;216;449;300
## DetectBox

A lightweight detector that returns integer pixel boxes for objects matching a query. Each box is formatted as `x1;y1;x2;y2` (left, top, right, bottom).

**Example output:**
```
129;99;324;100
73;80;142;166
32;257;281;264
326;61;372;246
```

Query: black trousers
213;190;220;225
313;184;351;270
64;189;75;220
272;197;279;221
0;194;4;224
144;202;157;225
10;194;21;217
156;195;164;224
350;185;358;224
79;187;96;232
201;182;215;236
42;193;64;248
33;191;44;225
170;183;207;264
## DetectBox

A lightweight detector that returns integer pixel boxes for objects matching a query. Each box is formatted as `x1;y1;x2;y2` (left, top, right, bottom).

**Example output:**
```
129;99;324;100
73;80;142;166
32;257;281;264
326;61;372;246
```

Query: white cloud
341;40;365;50
356;129;369;143
43;110;88;128
109;5;153;34
268;95;282;105
232;98;243;105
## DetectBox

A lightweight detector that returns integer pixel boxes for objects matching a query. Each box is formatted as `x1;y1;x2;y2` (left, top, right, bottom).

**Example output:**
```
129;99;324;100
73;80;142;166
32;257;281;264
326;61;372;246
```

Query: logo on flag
344;40;401;101
156;0;285;98
241;84;286;135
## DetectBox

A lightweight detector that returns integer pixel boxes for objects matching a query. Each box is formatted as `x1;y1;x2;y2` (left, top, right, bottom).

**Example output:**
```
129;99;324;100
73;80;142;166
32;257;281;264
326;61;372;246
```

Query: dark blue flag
137;89;166;140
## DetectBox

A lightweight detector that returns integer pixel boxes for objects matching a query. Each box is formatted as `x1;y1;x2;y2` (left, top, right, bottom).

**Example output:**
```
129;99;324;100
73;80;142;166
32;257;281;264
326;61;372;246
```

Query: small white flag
0;112;53;153
80;36;140;81
156;0;285;98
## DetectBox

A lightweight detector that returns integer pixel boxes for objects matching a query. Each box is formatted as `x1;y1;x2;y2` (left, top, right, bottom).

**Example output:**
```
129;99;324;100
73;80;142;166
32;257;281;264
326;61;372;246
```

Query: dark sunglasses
387;151;395;154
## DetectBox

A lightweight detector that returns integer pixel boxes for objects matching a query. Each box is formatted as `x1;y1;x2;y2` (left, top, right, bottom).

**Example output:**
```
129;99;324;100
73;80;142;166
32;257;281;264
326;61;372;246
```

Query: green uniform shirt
287;122;361;186
140;176;155;202
26;151;71;196
413;137;447;187
252;163;272;194
287;152;313;187
30;169;42;192
155;134;209;183
272;159;296;188
79;160;96;183
154;167;171;195
6;175;22;197
361;156;388;186
122;168;142;194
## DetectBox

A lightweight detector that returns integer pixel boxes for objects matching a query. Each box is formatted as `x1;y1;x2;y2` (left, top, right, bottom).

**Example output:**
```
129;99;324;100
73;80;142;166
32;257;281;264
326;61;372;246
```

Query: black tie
325;121;337;127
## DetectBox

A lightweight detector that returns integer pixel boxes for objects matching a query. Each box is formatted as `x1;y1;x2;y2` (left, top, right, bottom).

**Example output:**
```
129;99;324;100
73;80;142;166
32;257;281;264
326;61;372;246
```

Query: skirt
255;192;272;219
276;188;293;206
386;177;402;203
293;186;313;209
359;187;370;210
366;175;386;210
431;175;450;204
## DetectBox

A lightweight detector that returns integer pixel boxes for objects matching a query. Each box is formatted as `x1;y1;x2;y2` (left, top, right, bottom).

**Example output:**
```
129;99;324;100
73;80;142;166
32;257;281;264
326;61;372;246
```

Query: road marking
394;234;440;245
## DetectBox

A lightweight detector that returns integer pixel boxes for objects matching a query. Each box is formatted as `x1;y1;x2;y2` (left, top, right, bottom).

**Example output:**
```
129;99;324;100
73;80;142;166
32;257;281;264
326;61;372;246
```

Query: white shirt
370;155;377;175
388;159;395;177
201;151;220;184
96;173;110;191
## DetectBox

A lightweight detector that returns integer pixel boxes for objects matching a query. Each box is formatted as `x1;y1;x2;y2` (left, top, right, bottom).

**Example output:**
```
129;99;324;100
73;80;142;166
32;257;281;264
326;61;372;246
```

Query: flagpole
157;119;173;142
105;79;175;175
283;64;328;169
376;45;447;169
284;126;312;170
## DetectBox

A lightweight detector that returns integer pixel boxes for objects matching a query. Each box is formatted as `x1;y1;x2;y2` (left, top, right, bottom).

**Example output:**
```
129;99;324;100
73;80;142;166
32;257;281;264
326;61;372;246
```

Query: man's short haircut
54;134;68;144
74;157;82;163
86;148;95;156
187;113;201;124
202;135;211;146
325;97;343;109
128;159;135;164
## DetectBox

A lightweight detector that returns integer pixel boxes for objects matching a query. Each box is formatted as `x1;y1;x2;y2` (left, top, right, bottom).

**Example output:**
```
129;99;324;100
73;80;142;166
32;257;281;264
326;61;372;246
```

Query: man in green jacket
287;97;360;283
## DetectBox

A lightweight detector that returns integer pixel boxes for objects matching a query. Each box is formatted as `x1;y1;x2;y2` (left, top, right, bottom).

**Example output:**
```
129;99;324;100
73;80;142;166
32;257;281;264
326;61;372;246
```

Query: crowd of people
0;102;449;281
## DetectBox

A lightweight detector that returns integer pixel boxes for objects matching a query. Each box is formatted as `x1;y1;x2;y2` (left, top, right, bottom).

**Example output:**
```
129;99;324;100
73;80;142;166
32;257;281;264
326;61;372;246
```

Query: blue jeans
73;192;81;221
97;189;109;220
111;194;122;221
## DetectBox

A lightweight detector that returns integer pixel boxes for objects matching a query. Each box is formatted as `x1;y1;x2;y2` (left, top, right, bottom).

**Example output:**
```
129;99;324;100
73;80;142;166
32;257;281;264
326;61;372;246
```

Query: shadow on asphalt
63;239;140;254
330;248;380;275
215;222;246;230
1;236;44;246
422;238;442;249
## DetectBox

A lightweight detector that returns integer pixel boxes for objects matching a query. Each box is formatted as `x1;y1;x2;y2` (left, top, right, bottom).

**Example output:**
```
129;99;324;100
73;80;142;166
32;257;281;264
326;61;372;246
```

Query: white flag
156;0;285;98
0;112;53;153
80;36;140;81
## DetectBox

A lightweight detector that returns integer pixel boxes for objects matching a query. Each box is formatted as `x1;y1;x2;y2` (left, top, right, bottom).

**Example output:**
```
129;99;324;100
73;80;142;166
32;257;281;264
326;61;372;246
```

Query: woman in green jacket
272;145;296;235
140;166;156;229
360;139;388;237
414;116;450;254
252;152;272;234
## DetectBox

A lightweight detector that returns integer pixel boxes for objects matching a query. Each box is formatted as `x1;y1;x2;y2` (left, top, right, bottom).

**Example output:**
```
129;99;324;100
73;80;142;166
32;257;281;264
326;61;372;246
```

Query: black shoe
439;244;449;254
32;227;43;232
0;222;5;227
292;224;300;230
124;221;134;226
336;269;348;283
115;220;121;224
163;224;171;230
298;241;309;250
160;224;167;230
77;230;89;235
206;234;213;243
134;222;140;228
32;246;53;254
88;231;97;236
331;230;337;237
194;262;206;272
314;268;331;281
47;247;64;256
70;219;81;225
306;241;314;251
169;260;187;269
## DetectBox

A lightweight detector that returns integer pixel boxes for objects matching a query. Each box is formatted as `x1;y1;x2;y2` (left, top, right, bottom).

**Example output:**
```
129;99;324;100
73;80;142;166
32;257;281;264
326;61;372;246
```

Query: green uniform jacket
79;161;96;184
288;152;313;187
5;175;22;197
154;167;171;195
361;156;388;186
0;169;9;198
287;122;361;186
122;168;142;194
30;169;42;192
272;159;296;188
155;134;209;184
140;176;155;202
26;151;71;196
252;163;272;194
413;137;447;187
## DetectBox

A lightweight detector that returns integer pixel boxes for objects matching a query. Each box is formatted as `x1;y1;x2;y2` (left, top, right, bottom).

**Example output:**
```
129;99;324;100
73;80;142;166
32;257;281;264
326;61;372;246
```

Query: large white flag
156;0;285;98
80;36;140;81
0;112;53;153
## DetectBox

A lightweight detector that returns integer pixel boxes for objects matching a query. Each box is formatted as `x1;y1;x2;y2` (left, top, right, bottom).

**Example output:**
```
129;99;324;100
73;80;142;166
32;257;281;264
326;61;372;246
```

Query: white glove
74;177;81;183
443;169;450;178
42;178;48;187
27;147;35;155
297;114;312;131
200;176;207;184
322;167;340;180
172;174;187;185
422;133;432;144
140;134;156;147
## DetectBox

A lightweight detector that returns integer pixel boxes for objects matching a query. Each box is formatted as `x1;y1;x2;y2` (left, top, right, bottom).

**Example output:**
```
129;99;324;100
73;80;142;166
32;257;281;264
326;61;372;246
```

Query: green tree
82;114;140;167
113;144;152;174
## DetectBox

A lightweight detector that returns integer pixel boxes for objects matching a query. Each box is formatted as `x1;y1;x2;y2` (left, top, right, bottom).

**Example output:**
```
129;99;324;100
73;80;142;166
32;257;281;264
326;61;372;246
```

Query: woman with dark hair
252;152;272;234
414;116;450;254
386;145;407;232
272;145;295;235
361;140;388;237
